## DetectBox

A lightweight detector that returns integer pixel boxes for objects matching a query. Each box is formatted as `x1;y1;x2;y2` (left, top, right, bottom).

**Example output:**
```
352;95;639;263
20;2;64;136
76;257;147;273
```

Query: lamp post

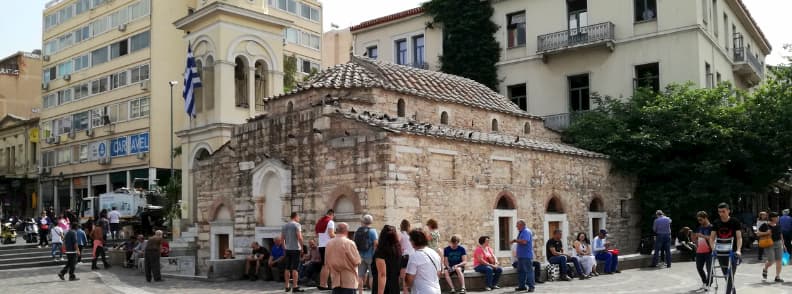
168;81;178;181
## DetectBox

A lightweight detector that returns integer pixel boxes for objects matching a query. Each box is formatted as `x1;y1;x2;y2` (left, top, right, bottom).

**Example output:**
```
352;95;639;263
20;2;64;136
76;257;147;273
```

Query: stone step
0;253;94;265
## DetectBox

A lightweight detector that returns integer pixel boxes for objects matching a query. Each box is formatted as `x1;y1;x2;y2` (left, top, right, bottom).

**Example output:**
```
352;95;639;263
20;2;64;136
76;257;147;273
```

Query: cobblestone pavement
2;260;791;294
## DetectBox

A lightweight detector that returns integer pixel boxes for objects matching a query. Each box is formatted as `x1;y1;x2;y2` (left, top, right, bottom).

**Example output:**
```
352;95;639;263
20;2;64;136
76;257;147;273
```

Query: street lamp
169;81;178;181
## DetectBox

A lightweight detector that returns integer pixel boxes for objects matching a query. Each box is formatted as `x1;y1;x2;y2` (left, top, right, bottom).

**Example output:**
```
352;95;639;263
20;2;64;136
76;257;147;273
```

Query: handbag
759;235;773;249
40;224;49;230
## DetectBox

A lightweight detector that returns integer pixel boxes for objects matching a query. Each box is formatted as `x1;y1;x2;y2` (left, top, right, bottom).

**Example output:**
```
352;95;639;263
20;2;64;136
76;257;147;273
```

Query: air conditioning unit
136;152;147;159
67;131;76;139
52;136;60;144
140;80;150;91
42;83;49;91
45;136;55;144
98;158;112;165
63;74;71;81
85;129;94;137
118;24;127;32
42;55;50;62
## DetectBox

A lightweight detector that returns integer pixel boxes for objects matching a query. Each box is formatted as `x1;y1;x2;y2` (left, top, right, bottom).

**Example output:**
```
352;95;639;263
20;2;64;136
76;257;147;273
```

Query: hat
599;229;608;235
655;210;664;216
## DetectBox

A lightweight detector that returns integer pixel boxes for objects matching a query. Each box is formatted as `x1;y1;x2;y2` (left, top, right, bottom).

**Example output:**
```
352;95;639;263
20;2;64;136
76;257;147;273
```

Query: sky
1;0;788;64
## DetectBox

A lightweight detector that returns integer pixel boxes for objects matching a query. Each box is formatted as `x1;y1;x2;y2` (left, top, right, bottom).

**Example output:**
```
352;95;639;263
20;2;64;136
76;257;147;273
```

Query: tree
563;72;792;231
422;0;501;90
283;54;298;92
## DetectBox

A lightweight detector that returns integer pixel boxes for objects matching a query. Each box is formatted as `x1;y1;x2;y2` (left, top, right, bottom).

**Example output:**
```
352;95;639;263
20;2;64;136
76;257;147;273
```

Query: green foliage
161;176;181;220
283;54;298;92
422;0;501;90
563;75;792;230
302;67;319;82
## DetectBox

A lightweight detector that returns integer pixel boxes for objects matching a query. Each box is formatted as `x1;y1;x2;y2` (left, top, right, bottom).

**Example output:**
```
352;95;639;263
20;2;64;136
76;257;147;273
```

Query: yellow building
0;51;43;119
40;0;322;215
0;115;39;218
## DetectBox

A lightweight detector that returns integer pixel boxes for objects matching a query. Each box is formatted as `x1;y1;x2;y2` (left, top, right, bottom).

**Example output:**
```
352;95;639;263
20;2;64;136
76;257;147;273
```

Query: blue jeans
51;242;63;259
548;255;584;276
595;251;619;273
474;265;502;288
652;234;672;266
517;257;535;289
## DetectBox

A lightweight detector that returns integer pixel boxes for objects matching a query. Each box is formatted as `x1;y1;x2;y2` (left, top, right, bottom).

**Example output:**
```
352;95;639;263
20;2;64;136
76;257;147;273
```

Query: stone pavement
1;260;790;294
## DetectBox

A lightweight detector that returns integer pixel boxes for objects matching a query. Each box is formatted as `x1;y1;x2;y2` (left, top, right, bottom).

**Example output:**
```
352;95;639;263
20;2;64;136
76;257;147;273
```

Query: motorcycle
1;221;17;244
22;219;38;244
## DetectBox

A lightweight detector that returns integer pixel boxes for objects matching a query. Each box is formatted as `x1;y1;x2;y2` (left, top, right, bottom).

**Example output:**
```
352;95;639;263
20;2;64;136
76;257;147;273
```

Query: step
0;247;53;255
0;259;98;271
0;244;40;251
0;249;68;259
0;254;91;265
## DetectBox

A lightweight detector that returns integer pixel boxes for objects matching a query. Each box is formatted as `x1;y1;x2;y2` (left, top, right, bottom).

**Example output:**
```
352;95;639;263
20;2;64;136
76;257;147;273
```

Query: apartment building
0;51;43;119
172;0;322;226
40;0;322;215
0;115;40;218
322;27;352;69
351;0;771;130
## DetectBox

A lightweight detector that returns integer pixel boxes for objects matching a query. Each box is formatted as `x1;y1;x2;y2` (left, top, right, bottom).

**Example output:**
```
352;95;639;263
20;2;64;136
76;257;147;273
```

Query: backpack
354;226;371;251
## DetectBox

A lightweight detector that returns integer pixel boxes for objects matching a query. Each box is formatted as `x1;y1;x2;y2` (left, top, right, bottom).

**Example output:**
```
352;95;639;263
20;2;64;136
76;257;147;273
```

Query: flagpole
169;80;178;180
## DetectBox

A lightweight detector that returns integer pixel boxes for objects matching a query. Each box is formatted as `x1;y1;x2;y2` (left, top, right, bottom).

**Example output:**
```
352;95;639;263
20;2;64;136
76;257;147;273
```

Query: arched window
234;57;248;108
287;101;294;112
588;197;607;238
546;196;563;213
254;60;267;101
397;99;405;117
491;118;499;132
494;193;517;253
194;60;204;114
524;122;531;134
589;198;604;212
440;111;449;125
496;196;515;209
204;56;215;111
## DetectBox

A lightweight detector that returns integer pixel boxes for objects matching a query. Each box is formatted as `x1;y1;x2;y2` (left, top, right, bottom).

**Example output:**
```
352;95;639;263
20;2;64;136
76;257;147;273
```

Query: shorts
319;247;326;265
400;255;410;269
358;257;373;277
110;223;120;232
765;241;784;262
285;250;301;270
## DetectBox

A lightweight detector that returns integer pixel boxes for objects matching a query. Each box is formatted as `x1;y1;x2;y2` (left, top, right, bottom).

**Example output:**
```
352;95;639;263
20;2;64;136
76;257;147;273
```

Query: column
53;182;58;212
248;68;256;118
126;170;131;189
86;176;92;200
69;178;74;209
105;173;110;194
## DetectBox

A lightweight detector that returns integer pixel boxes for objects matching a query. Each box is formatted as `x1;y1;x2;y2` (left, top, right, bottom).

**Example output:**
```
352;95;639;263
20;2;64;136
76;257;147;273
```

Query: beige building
351;0;771;130
190;57;635;273
39;0;322;215
350;7;440;71
0;51;43;119
321;27;352;68
0;115;40;218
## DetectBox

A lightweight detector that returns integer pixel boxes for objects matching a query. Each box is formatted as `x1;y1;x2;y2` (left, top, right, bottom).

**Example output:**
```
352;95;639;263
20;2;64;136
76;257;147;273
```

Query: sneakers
484;287;492;291
775;277;785;283
514;287;527;292
492;285;500;289
459;288;466;293
762;269;768;280
292;287;305;292
57;273;65;280
316;286;331;291
449;289;456;294
285;287;291;292
69;277;80;281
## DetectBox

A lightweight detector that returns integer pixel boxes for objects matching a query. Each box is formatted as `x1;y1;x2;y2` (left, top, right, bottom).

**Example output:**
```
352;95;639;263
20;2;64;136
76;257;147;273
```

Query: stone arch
189;143;213;169
491;118;499;132
327;185;362;215
493;191;516;209
208;197;234;222
226;34;279;70
397;99;405;117
524;122;531;134
440;111;449;125
251;159;291;226
546;195;564;213
192;35;217;59
589;196;605;212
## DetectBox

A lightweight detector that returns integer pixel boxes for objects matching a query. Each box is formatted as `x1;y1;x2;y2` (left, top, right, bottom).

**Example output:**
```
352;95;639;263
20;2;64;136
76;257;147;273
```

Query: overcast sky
2;0;789;64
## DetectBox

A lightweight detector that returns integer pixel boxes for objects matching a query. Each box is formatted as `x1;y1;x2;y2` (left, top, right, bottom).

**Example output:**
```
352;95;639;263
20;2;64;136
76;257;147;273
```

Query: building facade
0;51;43;119
350;7;440;71
0;115;40;218
40;0;322;216
321;27;352;69
189;57;636;273
350;0;771;130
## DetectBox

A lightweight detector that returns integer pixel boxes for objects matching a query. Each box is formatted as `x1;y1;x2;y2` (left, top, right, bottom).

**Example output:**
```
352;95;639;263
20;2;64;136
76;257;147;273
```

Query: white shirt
51;226;64;243
592;236;607;254
400;231;415;256
318;220;335;247
406;248;442;294
108;210;121;224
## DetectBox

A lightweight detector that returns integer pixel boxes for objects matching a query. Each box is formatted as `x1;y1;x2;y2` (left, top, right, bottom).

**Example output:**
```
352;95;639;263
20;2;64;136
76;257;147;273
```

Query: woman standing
373;225;401;294
757;211;769;261
572;232;597;277
405;229;442;294
37;212;51;248
758;212;784;283
473;236;502;291
426;219;441;254
694;211;713;291
399;220;415;294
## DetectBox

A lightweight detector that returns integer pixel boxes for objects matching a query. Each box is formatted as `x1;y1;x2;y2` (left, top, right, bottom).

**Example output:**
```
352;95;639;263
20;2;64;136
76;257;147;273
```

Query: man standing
282;212;304;292
317;209;336;290
709;203;742;294
76;225;87;263
354;214;378;294
325;223;361;294
650;210;673;268
144;230;165;282
108;207;121;240
512;219;535;292
57;223;81;281
546;230;586;281
779;209;792;255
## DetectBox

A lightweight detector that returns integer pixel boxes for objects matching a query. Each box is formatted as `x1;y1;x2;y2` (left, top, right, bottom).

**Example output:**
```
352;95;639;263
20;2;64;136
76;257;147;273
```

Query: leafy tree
422;0;501;90
283;54;298;92
161;177;182;220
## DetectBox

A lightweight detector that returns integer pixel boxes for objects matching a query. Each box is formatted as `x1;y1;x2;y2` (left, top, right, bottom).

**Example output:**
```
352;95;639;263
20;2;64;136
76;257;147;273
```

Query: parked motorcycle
22;219;38;244
1;221;17;244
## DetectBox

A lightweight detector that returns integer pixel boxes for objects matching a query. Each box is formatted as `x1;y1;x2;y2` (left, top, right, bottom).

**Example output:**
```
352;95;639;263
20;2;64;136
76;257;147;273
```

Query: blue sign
129;132;150;154
97;141;107;158
111;137;127;157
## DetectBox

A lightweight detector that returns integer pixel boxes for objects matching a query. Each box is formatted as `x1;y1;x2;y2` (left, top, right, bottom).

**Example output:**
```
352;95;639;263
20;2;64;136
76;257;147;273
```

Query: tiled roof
269;56;540;119
349;7;425;32
330;107;606;159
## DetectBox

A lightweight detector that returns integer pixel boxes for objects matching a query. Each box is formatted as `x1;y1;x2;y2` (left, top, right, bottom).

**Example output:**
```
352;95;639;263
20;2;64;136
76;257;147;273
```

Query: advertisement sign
111;137;127;157
90;140;108;161
129;132;149;154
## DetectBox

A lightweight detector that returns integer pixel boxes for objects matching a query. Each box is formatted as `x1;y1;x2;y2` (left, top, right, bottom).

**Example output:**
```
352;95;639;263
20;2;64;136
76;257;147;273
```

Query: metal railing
537;22;615;53
542;111;589;131
733;46;764;78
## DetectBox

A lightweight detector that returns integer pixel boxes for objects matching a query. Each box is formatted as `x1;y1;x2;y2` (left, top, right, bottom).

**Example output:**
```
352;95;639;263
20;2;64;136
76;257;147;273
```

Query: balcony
537;22;615;57
542;111;588;132
732;46;764;86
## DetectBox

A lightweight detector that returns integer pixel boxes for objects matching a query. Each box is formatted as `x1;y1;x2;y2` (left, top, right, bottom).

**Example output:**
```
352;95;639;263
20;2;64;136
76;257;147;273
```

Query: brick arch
545;194;565;213
493;191;517;209
589;195;605;212
208;197;235;222
326;185;362;214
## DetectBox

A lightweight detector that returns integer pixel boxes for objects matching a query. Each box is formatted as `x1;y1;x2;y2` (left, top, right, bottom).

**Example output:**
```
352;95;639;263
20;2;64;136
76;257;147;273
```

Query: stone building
191;56;636;272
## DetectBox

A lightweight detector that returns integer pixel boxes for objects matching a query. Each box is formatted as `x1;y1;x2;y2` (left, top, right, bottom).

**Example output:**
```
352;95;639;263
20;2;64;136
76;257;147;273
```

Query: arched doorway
543;195;568;260
191;147;211;223
209;202;234;260
588;197;607;238
493;192;517;255
234;56;249;108
254;60;267;102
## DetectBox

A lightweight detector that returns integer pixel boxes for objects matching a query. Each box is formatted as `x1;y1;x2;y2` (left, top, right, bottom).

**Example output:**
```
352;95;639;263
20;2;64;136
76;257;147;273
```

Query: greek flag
182;42;202;118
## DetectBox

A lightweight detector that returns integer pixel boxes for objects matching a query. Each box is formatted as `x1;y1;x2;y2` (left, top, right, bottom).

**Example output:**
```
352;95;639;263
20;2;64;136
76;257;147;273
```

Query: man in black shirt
58;223;81;281
546;230;586;281
244;241;269;281
709;203;742;294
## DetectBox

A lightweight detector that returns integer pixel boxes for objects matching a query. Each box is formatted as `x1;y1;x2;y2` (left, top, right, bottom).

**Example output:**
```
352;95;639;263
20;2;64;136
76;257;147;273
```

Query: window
300;4;311;19
397;99;405;117
90;17;108;37
129;97;150;119
568;74;590;111
497;217;512;251
110;39;129;59
634;0;657;22
300;59;319;74
634;63;660;92
366;46;378;59
524;122;531;134
705;62;713;88
57;60;73;78
285;28;298;44
110;71;128;90
91;107;106;128
91;47;108;66
716;72;722;85
567;0;588;31
58;33;74;50
130;64;150;83
491;119;499;132
440;111;449;125
30;143;37;166
412;35;425;67
507;84;527;111
507;12;526;48
48;67;56;81
130;31;150;52
494;196;516;253
310;35;321;50
79;144;88;162
723;13;729;50
73;83;90;100
74;54;90;71
76;0;89;14
56;148;71;165
91;77;108;94
43;94;57;109
57;89;72;105
74;26;90;43
395;39;407;65
300;31;310;47
712;0;718;36
72;111;89;132
56;116;72;135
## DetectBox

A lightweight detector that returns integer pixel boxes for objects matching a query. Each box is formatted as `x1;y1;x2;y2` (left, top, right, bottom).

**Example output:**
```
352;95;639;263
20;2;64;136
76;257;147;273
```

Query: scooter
1;221;17;244
23;219;38;244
